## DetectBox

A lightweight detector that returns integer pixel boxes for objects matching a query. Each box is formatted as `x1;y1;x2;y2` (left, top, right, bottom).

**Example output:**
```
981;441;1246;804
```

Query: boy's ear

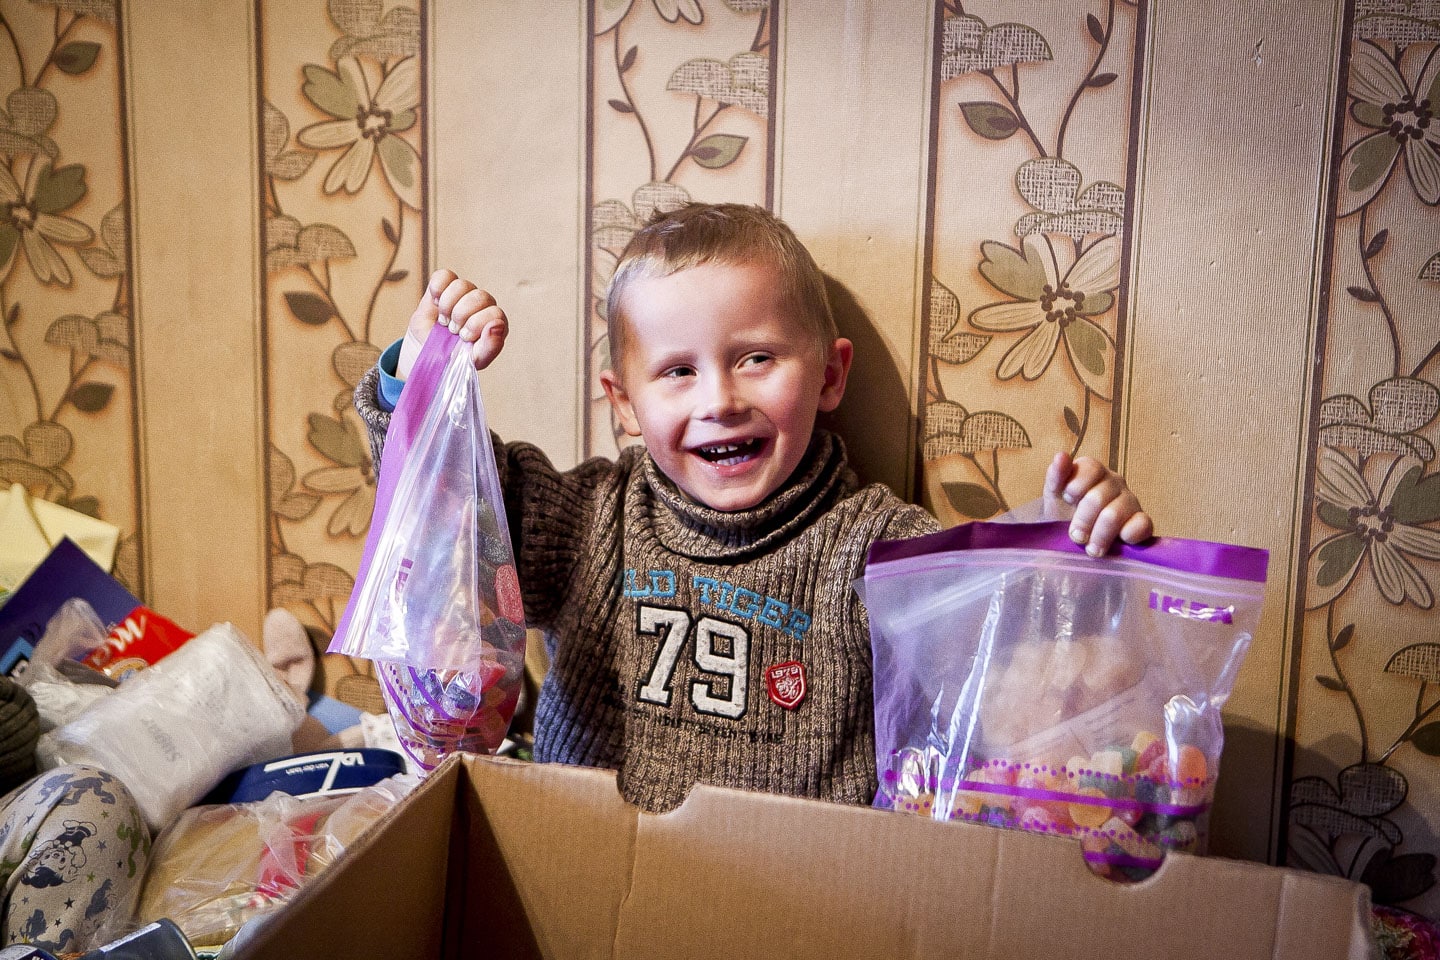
599;368;644;437
817;337;853;413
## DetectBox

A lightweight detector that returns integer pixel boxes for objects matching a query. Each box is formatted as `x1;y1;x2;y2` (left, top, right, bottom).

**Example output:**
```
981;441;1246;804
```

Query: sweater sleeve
495;442;625;631
845;497;942;662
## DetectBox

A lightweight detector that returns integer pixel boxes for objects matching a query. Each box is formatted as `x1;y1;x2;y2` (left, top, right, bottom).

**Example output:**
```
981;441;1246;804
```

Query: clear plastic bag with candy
329;325;525;773
859;521;1267;881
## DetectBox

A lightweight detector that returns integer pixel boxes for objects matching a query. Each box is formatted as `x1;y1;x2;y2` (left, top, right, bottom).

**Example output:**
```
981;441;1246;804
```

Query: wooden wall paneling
123;0;268;642
1120;0;1345;861
773;0;935;499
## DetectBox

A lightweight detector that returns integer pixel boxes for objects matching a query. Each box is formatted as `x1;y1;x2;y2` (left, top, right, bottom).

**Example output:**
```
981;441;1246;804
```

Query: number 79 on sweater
635;606;749;720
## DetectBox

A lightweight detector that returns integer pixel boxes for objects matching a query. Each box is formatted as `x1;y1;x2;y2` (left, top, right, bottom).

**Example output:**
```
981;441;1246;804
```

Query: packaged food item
860;520;1267;880
329;326;526;772
37;622;306;832
136;776;414;948
83;605;195;679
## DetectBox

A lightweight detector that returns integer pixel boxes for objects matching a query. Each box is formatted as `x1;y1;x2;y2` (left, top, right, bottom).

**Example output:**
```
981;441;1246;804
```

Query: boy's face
600;260;852;512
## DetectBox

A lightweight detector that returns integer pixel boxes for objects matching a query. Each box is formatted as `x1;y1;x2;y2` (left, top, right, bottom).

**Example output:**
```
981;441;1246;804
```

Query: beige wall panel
124;0;267;641
774;1;933;498
431;6;586;469
1121;1;1343;860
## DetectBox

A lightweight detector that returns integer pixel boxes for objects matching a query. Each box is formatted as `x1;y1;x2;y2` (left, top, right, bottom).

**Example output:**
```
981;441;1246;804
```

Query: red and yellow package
83;605;195;679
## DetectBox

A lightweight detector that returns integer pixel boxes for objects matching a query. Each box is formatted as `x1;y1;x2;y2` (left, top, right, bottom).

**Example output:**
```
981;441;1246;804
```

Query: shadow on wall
1219;718;1438;913
816;274;918;500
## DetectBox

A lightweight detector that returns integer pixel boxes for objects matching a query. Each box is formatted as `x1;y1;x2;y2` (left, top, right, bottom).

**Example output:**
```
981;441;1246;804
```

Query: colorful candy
878;732;1215;882
378;645;524;772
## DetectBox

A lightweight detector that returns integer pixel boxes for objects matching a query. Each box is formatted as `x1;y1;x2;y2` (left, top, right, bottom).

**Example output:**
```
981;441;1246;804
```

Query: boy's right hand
396;268;510;379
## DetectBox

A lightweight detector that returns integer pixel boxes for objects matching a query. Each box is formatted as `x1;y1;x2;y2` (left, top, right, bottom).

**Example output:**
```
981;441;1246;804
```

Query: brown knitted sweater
356;365;938;811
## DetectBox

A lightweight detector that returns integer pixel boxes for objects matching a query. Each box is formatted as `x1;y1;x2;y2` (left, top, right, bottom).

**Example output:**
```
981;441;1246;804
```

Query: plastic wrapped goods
37;622;306;832
330;326;526;772
137;775;414;949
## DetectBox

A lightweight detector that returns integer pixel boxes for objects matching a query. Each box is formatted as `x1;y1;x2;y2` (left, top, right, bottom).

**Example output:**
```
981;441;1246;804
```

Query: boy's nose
697;374;746;419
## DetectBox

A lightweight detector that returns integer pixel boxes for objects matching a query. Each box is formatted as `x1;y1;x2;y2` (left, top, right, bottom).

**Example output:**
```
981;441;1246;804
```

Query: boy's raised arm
397;268;511;379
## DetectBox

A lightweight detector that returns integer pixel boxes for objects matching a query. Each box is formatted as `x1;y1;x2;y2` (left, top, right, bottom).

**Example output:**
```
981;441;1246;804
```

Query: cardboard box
236;755;1376;960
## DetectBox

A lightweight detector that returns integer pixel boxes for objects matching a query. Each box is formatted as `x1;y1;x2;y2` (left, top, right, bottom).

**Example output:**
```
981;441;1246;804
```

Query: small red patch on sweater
766;660;806;709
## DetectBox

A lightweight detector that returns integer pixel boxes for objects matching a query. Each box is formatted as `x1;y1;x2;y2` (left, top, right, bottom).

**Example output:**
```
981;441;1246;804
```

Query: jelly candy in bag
859;521;1266;881
330;325;525;772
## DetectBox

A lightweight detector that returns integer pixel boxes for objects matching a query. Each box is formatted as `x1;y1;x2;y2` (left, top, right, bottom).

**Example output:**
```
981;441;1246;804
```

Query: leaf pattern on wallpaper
587;0;774;452
261;0;422;645
1014;157;1125;241
924;0;1135;519
1292;2;1440;911
0;2;138;590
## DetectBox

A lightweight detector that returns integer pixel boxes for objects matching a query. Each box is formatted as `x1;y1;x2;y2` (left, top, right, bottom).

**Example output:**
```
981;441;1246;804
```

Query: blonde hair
605;202;837;371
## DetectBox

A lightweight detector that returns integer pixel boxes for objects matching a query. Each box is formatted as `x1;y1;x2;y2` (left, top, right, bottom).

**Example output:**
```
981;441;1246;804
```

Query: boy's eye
741;353;773;367
662;365;695;379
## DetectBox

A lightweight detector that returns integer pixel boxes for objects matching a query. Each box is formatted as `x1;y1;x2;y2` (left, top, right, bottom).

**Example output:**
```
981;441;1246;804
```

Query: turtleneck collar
633;430;857;562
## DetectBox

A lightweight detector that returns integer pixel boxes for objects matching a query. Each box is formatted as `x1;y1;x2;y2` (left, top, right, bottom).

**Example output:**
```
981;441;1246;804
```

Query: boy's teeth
697;439;759;463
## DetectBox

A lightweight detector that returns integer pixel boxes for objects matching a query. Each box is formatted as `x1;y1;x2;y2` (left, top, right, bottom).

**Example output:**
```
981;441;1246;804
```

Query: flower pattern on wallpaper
586;0;774;455
967;232;1119;399
0;0;138;588
260;0;421;696
922;1;1138;520
1290;1;1440;912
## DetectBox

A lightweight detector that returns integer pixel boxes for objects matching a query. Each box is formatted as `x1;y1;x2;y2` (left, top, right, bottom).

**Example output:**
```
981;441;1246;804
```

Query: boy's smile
600;260;851;512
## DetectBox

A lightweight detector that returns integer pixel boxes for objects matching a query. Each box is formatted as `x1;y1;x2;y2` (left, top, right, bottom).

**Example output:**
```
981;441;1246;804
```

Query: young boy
356;203;1152;813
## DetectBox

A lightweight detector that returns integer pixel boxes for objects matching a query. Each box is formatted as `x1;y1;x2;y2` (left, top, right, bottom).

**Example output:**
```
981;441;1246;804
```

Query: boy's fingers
452;289;499;334
1061;456;1109;504
408;297;439;335
426;268;458;301
455;302;508;369
1121;511;1154;544
436;279;482;329
1044;452;1072;500
469;318;509;370
1068;480;1125;552
409;270;458;338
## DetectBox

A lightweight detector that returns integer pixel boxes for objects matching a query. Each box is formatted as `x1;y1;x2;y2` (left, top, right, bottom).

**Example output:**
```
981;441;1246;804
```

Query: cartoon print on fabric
20;819;95;889
85;878;115;923
33;770;119;809
18;910;51;948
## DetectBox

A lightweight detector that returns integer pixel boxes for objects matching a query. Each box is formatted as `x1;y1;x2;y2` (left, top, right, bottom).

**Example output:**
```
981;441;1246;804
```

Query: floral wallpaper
918;0;1141;525
1;0;1436;923
0;0;136;588
1289;0;1440;917
584;0;775;457
259;0;425;712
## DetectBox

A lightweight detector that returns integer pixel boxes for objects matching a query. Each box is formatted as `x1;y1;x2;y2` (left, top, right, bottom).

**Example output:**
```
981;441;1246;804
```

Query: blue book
0;537;141;679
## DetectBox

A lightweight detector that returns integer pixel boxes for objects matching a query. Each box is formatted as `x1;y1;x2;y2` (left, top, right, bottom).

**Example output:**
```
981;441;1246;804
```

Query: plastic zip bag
330;325;525;772
859;521;1267;881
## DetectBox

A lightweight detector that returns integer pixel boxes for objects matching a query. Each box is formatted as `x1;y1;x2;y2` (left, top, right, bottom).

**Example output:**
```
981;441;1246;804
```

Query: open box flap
612;775;1375;960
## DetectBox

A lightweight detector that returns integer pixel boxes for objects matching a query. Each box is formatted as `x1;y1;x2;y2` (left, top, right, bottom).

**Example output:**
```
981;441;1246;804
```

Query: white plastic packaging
37;623;306;832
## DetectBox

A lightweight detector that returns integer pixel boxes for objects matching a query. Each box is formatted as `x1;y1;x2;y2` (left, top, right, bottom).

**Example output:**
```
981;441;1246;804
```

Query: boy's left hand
1044;452;1153;557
